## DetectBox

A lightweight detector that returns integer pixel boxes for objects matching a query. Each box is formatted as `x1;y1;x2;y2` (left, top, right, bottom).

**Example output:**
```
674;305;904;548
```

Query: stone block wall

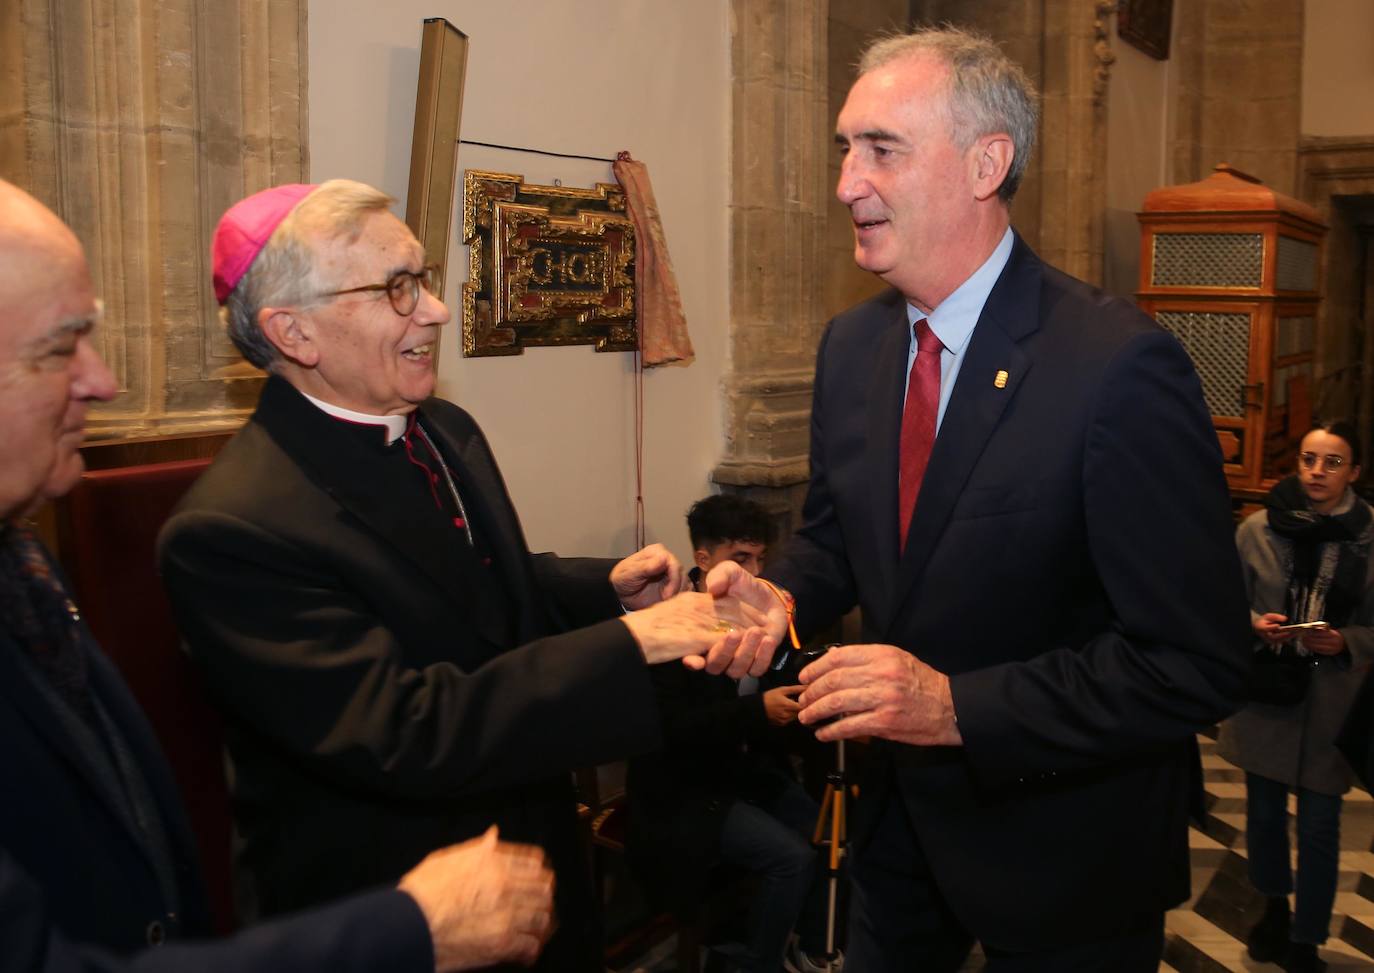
1169;0;1304;193
0;0;308;442
825;0;907;320
715;0;831;504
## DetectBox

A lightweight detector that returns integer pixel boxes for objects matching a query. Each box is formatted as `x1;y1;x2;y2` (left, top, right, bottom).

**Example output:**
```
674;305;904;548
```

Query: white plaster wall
1303;0;1374;137
308;1;730;561
1102;13;1173;300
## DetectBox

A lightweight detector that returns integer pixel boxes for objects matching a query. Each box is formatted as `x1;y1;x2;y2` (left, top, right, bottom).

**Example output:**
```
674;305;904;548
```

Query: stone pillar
915;0;1113;285
0;0;308;442
1034;0;1114;284
912;0;1050;255
713;0;830;512
825;0;909;319
1168;0;1304;194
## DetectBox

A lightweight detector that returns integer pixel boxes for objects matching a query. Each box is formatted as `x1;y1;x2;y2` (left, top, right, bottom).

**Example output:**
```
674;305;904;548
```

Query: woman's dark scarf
1265;474;1372;631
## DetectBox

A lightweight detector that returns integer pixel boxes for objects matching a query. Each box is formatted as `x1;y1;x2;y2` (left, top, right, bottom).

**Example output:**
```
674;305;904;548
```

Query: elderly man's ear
259;307;320;367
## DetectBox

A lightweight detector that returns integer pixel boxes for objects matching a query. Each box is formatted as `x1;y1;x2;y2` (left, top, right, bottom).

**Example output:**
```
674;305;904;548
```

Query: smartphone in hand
1272;621;1330;635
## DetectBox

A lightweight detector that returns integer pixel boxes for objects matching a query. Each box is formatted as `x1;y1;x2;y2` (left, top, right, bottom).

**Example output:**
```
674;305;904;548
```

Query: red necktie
899;318;943;551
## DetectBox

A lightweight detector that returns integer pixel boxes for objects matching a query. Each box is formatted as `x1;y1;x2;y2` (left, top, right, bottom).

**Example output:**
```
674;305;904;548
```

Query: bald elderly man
0;178;558;971
158;179;783;970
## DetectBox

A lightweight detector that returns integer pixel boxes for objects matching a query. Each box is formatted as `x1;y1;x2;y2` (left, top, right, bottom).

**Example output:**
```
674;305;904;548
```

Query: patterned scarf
0;521;97;726
1264;474;1373;651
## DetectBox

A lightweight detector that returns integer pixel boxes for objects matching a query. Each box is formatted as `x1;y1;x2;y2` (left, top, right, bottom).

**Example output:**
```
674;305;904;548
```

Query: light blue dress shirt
904;227;1015;432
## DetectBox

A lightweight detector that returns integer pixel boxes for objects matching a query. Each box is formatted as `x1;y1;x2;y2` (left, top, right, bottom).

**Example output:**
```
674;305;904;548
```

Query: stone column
1169;0;1304;194
1035;0;1115;284
825;0;909;318
915;0;1112;285
0;0;308;442
713;0;830;516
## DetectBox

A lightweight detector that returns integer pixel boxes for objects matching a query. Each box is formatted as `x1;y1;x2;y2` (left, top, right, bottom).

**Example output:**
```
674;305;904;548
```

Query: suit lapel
890;237;1043;619
866;301;911;589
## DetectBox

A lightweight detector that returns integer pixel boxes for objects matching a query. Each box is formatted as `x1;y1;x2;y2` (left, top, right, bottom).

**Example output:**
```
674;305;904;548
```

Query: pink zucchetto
211;183;318;304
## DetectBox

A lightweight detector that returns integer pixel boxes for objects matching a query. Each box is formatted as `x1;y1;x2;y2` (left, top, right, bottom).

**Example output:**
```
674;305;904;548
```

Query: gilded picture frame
462;169;637;357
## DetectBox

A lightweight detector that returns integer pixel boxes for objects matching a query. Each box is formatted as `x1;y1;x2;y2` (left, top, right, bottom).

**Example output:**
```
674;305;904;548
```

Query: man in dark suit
158;180;781;970
0;177;557;971
763;27;1252;971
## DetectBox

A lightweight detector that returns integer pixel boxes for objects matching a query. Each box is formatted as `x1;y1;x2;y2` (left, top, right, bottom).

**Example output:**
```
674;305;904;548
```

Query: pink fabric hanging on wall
613;151;695;367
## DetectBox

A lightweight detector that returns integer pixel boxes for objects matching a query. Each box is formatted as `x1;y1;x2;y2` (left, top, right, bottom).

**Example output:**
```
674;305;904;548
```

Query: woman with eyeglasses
1219;420;1374;973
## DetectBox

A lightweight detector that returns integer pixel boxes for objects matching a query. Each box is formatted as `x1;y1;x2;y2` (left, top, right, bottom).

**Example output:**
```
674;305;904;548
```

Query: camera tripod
807;736;855;972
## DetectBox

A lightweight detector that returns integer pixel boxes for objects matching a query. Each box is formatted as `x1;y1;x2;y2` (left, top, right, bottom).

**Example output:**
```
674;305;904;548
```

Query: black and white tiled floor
1157;735;1374;972
612;735;1374;971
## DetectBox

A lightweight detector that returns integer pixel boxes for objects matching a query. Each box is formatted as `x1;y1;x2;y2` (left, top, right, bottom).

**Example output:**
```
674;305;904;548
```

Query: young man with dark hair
629;494;836;973
686;494;774;592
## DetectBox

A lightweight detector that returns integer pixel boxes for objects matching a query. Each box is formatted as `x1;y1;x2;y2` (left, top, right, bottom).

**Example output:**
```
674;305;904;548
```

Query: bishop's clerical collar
299;391;410;444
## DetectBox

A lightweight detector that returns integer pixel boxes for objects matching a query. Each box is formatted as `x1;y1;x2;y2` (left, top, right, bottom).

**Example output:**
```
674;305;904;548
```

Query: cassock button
453;518;466;528
481;556;492;566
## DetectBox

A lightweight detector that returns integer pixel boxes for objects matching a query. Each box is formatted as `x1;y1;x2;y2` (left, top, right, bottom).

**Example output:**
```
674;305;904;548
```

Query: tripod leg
825;871;838;960
812;782;835;846
821;785;845;970
828;789;843;871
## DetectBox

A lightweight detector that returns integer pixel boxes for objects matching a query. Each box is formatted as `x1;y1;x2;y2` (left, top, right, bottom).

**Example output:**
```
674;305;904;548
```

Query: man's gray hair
859;26;1039;203
222;178;395;370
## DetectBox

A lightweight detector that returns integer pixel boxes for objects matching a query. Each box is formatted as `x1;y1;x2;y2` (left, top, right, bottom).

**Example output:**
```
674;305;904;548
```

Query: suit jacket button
146;920;166;946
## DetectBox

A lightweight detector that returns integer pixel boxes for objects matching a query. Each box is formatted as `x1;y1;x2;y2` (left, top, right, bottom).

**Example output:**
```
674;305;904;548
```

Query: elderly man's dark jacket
766;235;1252;949
0;553;433;971
159;377;661;970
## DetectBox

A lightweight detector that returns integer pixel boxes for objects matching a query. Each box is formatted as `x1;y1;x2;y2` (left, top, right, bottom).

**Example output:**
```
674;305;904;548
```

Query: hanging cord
612;151;648;549
457;139;616;164
634;296;647;549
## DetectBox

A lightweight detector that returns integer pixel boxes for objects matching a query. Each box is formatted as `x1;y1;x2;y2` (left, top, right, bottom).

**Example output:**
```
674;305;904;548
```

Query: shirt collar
299;390;411;444
906;226;1015;352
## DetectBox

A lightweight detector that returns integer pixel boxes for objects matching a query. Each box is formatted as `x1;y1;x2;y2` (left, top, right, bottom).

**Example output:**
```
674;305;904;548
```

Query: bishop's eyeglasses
320;264;439;316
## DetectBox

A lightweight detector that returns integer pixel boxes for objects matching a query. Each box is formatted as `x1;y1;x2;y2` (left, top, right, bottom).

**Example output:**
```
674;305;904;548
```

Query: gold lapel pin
994;369;1009;389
